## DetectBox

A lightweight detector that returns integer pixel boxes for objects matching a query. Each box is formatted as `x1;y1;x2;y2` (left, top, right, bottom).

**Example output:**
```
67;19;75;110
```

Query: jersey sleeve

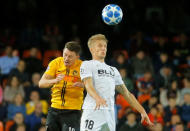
44;59;57;77
114;67;124;86
80;61;92;80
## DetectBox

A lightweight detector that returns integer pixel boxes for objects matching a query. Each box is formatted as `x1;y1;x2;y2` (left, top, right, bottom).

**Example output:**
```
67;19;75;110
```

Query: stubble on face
91;40;107;61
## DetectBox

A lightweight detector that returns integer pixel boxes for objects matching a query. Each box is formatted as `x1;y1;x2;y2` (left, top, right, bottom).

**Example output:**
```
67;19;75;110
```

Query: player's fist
141;112;154;126
95;96;108;110
53;74;65;84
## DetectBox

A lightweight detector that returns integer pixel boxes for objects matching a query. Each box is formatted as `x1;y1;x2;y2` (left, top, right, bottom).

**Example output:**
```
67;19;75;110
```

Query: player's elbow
125;91;132;99
129;93;136;100
38;80;44;88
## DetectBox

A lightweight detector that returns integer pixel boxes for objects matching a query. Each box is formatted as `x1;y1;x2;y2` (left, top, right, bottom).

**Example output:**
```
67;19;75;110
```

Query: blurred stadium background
0;0;190;131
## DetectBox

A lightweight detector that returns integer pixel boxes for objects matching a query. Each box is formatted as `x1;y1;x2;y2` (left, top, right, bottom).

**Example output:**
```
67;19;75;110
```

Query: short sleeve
114;67;124;86
44;59;57;77
13;56;19;67
80;61;92;80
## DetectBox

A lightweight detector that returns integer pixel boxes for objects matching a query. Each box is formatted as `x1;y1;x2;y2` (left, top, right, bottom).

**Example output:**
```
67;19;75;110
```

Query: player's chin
99;53;106;57
64;62;71;66
99;55;106;59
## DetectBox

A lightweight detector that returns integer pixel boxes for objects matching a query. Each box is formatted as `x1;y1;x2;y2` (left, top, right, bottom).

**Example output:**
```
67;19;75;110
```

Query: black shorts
46;107;81;131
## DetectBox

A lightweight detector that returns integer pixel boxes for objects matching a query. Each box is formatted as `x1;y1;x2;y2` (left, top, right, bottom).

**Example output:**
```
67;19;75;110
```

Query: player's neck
93;58;104;63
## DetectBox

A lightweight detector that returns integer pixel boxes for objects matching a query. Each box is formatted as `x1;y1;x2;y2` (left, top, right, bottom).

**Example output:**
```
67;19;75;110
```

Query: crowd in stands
0;30;190;131
0;0;190;131
0;45;52;131
111;33;190;130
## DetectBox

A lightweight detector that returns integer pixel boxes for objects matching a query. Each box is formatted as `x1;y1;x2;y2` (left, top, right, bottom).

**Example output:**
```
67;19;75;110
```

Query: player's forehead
93;39;107;46
63;48;77;56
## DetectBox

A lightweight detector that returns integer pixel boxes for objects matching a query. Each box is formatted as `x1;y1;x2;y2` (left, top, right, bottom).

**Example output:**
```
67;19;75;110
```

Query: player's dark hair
64;41;81;55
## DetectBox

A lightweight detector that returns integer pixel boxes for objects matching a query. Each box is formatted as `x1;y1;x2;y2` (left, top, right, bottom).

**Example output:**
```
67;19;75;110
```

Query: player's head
87;34;108;60
63;41;81;67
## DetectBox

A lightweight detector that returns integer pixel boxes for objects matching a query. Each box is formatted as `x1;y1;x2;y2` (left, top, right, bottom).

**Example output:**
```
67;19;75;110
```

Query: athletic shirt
45;57;84;110
80;60;123;110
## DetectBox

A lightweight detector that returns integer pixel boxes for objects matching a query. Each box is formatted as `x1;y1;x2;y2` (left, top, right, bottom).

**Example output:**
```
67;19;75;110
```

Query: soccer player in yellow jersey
39;41;84;131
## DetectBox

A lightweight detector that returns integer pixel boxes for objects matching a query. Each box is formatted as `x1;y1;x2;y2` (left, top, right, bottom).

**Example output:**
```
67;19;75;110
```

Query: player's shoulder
76;59;82;63
49;57;63;64
75;59;83;66
107;64;118;71
106;63;116;69
53;57;63;62
81;60;94;65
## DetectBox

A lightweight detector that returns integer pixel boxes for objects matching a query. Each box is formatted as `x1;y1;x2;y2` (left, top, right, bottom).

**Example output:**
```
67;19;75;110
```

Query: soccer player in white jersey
80;34;153;131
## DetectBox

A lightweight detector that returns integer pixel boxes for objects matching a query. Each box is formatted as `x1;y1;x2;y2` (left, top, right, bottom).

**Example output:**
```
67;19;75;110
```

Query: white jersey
80;60;123;110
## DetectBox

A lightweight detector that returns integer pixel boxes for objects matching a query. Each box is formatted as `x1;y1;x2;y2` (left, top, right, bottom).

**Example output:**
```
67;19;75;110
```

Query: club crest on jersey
73;70;78;76
98;69;115;77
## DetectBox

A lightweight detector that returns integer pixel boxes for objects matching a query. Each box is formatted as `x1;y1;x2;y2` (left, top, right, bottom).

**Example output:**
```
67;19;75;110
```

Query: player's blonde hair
87;34;108;48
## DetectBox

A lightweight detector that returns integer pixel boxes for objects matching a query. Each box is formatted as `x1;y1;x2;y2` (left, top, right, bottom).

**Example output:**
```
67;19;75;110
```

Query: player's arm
83;77;107;109
116;84;145;113
39;73;64;88
72;81;85;88
39;58;65;88
115;84;153;126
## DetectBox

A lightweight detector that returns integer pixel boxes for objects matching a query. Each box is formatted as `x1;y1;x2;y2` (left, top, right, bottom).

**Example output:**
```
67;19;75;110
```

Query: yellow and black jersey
45;57;83;110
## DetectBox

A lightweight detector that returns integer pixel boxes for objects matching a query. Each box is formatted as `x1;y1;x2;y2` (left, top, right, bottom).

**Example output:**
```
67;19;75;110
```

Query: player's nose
101;47;106;51
65;56;69;60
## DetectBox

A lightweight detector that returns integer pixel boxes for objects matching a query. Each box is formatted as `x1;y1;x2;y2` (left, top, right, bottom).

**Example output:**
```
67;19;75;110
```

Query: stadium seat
152;36;168;43
2;79;7;89
179;64;189;69
5;120;14;131
43;50;62;67
22;50;42;60
116;94;130;119
137;94;151;104
172;36;180;43
0;121;3;131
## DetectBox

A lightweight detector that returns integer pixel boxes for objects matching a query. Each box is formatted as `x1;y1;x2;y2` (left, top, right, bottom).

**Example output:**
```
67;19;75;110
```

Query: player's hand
141;112;154;126
53;74;65;84
95;97;108;110
72;82;84;88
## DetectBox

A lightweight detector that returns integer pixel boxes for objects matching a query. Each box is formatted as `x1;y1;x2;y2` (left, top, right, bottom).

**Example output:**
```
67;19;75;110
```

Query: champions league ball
102;4;123;25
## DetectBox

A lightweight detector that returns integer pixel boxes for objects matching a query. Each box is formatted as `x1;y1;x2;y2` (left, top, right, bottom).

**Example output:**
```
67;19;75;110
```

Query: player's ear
89;47;93;54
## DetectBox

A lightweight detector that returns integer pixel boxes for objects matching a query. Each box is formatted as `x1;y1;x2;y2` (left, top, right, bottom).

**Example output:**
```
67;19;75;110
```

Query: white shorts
80;109;115;131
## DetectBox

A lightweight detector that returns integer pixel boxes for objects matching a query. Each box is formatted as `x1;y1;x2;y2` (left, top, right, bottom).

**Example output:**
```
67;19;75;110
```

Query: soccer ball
102;4;123;25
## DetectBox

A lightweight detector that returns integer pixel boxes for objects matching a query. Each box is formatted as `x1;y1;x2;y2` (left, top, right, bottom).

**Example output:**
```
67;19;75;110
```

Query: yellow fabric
45;57;83;110
26;100;48;115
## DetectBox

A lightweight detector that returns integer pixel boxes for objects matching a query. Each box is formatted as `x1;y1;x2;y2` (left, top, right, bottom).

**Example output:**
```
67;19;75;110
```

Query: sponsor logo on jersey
98;69;115;77
80;68;84;74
